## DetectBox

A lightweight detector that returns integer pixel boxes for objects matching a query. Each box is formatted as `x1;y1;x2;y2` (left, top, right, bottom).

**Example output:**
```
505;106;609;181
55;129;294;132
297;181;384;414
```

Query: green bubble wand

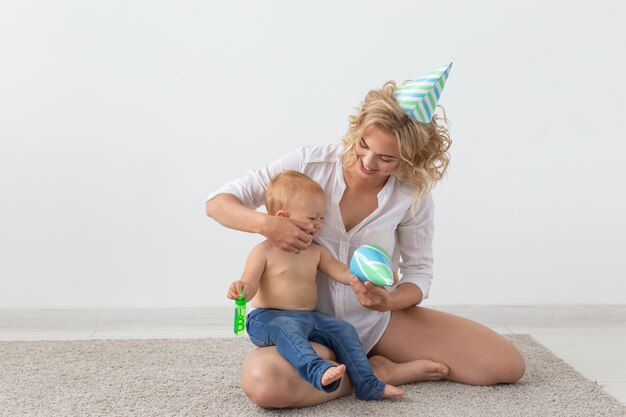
234;289;246;336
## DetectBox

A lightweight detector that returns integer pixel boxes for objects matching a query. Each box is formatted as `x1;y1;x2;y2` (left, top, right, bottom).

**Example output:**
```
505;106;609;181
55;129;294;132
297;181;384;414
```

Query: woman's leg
369;306;526;386
248;311;341;393
241;307;526;408
241;342;353;408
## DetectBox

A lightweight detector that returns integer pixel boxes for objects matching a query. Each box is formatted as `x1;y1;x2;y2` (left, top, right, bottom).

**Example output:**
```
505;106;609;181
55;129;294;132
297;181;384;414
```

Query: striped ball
350;244;394;287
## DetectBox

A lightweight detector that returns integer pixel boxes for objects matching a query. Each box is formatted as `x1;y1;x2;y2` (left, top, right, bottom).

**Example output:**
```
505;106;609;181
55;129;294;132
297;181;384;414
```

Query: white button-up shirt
206;144;434;352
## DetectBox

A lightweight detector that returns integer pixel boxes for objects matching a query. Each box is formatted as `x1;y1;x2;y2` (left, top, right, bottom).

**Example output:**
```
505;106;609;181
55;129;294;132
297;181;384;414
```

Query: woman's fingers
288;218;315;234
350;277;373;304
267;217;313;253
362;282;382;304
292;235;311;251
287;219;313;251
285;237;309;253
350;276;390;311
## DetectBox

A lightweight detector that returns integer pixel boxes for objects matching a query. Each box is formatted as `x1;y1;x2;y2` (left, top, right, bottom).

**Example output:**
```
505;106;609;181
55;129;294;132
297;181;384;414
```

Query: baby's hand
227;280;245;300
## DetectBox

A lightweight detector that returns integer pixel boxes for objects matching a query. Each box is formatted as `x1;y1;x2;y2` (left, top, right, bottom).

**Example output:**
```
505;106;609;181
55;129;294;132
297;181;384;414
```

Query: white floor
1;305;625;406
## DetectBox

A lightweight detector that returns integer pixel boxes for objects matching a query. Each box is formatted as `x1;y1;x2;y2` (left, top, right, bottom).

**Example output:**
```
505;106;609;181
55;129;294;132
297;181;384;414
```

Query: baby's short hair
265;170;325;215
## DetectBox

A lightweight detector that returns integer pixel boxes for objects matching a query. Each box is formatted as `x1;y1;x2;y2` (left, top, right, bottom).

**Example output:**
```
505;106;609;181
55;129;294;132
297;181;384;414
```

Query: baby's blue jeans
246;308;386;400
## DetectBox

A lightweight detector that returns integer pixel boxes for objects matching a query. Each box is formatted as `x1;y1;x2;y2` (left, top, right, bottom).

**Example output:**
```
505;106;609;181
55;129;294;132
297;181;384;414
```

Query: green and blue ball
350;244;394;286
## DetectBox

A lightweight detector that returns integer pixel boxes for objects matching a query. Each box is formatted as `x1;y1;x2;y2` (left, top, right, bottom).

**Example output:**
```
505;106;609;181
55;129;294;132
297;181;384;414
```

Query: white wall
1;0;624;308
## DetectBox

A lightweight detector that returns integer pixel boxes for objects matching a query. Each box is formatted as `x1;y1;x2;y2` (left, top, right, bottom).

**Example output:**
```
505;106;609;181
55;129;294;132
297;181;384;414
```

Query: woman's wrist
254;212;272;237
390;283;423;311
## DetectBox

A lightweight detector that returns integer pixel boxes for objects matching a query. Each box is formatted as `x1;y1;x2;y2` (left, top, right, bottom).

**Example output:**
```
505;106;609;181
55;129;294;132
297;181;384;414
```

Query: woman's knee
501;345;526;383
240;343;340;408
241;344;334;408
242;355;294;408
486;342;526;385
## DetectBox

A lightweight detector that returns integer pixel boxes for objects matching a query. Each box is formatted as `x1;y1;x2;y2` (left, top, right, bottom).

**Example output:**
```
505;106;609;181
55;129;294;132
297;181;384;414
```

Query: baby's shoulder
249;240;271;258
309;241;323;252
308;242;325;259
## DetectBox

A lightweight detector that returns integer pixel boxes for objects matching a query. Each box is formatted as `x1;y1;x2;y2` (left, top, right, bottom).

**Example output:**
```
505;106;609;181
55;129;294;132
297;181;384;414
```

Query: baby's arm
226;243;267;301
317;245;353;285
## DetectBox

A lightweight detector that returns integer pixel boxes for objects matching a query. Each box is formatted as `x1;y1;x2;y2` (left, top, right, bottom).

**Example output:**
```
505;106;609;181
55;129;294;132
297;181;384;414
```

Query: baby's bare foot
321;364;346;387
382;384;404;398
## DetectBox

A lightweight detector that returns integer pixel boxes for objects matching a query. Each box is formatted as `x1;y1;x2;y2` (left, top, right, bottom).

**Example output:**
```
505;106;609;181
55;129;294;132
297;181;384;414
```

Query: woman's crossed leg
241;306;525;408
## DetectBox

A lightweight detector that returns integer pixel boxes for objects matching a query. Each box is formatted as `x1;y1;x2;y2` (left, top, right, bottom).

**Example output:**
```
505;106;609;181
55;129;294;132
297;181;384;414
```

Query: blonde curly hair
340;81;451;204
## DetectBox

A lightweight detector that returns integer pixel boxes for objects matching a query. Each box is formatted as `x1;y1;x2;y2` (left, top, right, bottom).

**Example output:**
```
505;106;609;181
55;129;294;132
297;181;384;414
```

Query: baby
227;170;403;400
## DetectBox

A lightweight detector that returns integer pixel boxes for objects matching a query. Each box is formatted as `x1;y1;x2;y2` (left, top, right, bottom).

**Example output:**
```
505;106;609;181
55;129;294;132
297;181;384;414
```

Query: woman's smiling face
353;125;401;179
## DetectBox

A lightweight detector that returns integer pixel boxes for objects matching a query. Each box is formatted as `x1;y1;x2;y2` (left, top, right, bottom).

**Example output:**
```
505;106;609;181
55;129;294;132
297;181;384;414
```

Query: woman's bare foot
382;384;404;398
369;355;449;385
321;364;346;387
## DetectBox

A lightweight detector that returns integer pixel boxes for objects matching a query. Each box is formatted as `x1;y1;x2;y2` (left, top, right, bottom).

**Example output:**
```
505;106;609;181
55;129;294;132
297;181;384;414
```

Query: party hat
395;62;452;123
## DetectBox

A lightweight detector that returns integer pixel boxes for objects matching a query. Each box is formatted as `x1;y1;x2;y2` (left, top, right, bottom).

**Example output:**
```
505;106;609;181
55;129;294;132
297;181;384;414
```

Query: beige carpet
1;335;624;417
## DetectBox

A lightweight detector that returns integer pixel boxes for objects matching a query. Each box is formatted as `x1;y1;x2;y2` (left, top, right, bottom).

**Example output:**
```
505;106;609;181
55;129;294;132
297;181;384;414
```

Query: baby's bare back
252;243;321;311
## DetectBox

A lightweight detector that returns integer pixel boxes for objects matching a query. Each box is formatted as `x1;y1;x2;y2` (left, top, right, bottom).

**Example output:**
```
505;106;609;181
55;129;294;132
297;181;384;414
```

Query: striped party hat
395;62;453;123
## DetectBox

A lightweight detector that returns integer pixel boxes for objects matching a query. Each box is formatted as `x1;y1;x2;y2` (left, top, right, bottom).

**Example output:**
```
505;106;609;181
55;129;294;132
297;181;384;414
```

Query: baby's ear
276;210;289;218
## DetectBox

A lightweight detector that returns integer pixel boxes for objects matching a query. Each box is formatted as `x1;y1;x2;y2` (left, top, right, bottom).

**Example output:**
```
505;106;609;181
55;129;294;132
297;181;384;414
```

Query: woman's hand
260;215;314;254
349;276;393;312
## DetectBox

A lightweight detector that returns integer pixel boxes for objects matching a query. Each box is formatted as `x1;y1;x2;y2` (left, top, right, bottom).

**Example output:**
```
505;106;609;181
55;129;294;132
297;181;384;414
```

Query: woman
205;75;526;408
